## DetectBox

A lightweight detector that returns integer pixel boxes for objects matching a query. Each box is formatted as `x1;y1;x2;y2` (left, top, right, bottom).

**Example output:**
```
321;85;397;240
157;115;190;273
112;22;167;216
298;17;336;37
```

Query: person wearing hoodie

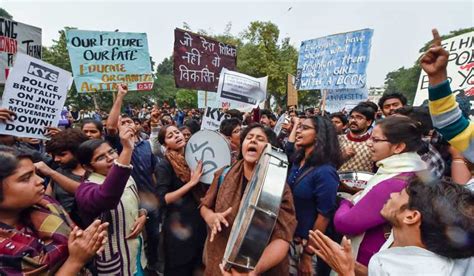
333;116;428;274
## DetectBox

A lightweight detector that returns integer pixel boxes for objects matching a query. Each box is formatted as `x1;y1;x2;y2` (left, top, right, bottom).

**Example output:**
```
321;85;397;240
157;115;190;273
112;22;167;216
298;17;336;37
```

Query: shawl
165;149;190;183
350;152;427;260
0;196;73;276
201;160;297;276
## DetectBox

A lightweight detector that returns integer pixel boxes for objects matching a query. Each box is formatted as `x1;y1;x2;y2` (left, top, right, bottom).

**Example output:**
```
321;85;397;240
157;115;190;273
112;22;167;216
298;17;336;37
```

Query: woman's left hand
126;213;146;239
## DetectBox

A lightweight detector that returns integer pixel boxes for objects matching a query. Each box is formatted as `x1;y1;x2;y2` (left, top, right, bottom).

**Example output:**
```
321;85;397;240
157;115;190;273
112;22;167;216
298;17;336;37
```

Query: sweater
75;165;146;275
428;80;474;162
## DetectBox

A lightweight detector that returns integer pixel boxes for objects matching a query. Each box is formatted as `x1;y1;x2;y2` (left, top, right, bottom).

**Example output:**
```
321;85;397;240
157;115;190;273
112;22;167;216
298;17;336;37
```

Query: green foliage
0;8;13;19
237;21;298;108
176;89;197;108
384;65;421;104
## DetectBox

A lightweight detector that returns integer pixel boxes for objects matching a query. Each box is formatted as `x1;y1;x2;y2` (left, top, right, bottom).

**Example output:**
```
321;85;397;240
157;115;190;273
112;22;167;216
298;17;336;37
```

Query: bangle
113;160;133;169
139;208;148;219
452;158;467;164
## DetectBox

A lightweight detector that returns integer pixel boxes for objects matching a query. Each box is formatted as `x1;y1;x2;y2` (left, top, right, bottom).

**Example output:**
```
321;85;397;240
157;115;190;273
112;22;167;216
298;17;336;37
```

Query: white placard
198;90;218;108
200;106;231;131
217;68;267;112
0;17;42;84
0;53;72;139
414;31;474;113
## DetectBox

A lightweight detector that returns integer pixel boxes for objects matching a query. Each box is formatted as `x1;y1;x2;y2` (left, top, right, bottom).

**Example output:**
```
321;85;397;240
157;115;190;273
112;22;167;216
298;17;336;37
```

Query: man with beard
39;128;89;213
338;103;375;172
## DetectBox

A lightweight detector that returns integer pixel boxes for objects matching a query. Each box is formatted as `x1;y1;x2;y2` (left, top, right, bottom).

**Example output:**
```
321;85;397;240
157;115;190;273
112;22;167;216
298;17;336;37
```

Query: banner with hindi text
174;28;237;91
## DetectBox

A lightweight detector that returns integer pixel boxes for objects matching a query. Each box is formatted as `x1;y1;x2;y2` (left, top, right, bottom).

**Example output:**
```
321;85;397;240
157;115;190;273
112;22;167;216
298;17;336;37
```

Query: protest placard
414;31;473;116
325;87;368;113
200;106;230;131
66;30;153;93
287;74;298;107
296;29;374;90
174;28;237;91
0;17;42;84
198;90;218;108
216;68;267;112
0;53;72;139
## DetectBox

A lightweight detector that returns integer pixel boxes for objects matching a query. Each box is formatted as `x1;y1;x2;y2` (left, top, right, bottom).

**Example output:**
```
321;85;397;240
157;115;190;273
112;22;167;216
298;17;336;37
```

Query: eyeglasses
92;148;118;163
369;137;390;143
296;124;315;131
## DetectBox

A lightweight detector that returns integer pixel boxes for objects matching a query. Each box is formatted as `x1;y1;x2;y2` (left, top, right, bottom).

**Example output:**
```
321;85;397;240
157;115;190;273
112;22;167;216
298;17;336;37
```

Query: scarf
165;149;191;183
350;152;427;260
0;196;73;276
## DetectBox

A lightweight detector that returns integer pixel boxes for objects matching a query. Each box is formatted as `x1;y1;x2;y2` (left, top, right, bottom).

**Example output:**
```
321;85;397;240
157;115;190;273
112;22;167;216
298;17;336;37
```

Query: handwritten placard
0;54;72;139
66;30;153;93
414;31;474;117
0;17;42;84
296;29;374;90
174;28;237;91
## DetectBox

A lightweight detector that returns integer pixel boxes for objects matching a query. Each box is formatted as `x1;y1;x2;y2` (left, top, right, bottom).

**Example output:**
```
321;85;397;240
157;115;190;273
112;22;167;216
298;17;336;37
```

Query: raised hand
118;123;135;150
0;108;15;123
117;83;128;97
420;29;449;85
207;207;233;242
44;126;62;138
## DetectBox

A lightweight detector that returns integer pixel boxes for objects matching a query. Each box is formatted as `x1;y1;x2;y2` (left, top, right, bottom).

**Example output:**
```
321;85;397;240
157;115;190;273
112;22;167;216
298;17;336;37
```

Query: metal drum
338;171;374;189
223;144;289;271
337;171;374;200
185;130;232;184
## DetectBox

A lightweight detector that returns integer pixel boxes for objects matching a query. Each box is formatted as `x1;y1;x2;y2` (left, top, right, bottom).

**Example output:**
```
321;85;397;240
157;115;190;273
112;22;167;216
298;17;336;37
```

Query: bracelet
113;160;133;169
138;208;149;219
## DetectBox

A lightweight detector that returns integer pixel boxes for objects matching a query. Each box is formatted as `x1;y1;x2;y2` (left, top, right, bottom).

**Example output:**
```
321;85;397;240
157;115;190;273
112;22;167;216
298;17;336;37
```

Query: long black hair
376;116;423;153
0;146;33;202
76;139;109;167
293;116;343;169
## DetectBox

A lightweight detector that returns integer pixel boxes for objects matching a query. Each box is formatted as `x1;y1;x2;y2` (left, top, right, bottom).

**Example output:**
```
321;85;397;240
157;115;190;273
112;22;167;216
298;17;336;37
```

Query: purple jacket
75;165;131;226
334;172;413;266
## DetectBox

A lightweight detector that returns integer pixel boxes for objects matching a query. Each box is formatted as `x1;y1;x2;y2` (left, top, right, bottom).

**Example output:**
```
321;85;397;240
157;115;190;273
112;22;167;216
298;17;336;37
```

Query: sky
2;0;473;88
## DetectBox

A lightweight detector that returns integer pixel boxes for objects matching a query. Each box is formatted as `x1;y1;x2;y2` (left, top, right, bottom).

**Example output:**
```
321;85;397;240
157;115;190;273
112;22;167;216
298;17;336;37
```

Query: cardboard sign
0;53;72;139
0;17;42;84
296;29;374;90
201;106;230;131
216;68;267;112
414;31;474;117
198;90;218;108
66;29;153;92
287;74;298;107
174;28;237;91
325;87;368;113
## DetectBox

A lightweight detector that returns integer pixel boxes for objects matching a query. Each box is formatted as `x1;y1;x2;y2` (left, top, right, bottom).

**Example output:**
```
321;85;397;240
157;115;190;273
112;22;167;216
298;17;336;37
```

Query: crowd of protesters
0;29;472;275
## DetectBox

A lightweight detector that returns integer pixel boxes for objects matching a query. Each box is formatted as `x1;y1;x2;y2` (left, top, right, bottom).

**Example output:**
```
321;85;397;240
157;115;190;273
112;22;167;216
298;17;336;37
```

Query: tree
237;21;298;108
0;8;12;19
